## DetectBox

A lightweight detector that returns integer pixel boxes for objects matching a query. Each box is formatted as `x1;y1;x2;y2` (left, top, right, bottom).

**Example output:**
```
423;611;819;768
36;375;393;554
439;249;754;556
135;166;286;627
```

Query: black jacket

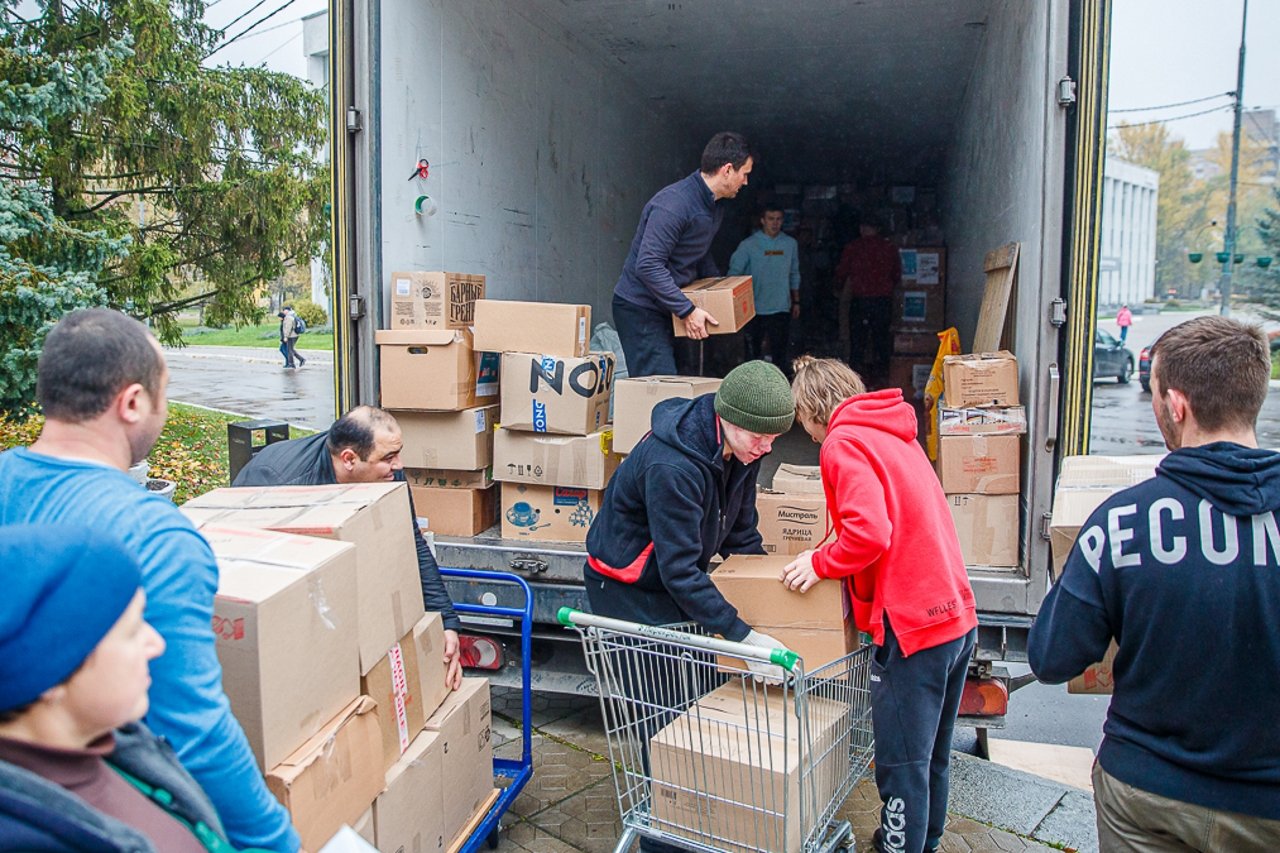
233;432;459;631
1030;442;1280;820
585;394;764;640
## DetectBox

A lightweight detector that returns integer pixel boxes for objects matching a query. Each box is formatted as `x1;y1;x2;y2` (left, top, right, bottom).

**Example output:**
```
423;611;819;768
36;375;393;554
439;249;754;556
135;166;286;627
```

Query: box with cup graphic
501;482;602;543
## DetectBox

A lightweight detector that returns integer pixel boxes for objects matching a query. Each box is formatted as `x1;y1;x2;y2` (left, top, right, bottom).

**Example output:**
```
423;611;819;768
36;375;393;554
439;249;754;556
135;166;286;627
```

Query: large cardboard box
266;696;384;853
1068;641;1119;695
492;428;620;490
936;435;1020;495
756;488;828;556
376;329;500;411
612;376;723;453
650;682;845;853
672;276;755;337
360;611;450;772
352;807;376;846
893;287;945;329
472;300;590;358
771;463;824;495
889;355;934;406
373;730;447;853
710;555;856;671
199;525;361;769
404;467;494;490
938;405;1028;436
900;247;945;286
388;270;485;330
892;327;943;356
942;351;1020;408
396;405;498;470
947;494;1019;567
183;483;425;675
409;483;499;537
501;483;601;543
499;352;615;436
424;678;494;848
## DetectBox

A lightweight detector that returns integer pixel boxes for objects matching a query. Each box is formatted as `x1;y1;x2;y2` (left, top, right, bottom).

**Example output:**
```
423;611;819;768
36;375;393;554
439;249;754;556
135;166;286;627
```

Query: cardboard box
936;435;1020;495
409;483;499;537
710;555;856;671
424;678;494;848
612;376;723;453
396;406;498;470
942;351;1020;408
183;483;425;675
771;463;824;495
404;467;494;490
892;328;943;356
376;329;500;411
1068;641;1119;695
373;730;447;853
756;488;828;556
939;405;1028;436
352;807;376;846
499;352;615;436
360;611;450;772
900;247;945;286
1047;455;1161;579
388;271;485;329
947;494;1019;567
199;525;361;769
492;428;620;490
889;355;934;406
893;287;945;329
472;300;590;358
672;276;755;337
650;682;845;853
266;696;384;853
501;483;601;543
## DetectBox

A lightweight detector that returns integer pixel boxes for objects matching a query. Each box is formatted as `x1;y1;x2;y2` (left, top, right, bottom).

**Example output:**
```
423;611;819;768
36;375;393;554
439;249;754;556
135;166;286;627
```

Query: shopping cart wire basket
557;608;874;853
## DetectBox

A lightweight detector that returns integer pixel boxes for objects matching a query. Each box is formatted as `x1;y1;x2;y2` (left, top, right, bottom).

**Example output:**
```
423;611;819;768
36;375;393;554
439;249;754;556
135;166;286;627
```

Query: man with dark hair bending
234;405;463;689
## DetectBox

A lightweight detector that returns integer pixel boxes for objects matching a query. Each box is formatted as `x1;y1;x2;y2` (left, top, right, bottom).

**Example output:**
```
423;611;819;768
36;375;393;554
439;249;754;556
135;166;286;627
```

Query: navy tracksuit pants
613;294;678;378
872;618;976;853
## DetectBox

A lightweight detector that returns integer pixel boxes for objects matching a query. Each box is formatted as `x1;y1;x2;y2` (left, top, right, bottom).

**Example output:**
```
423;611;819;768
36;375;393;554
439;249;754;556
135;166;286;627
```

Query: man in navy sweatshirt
1029;315;1280;850
612;132;753;377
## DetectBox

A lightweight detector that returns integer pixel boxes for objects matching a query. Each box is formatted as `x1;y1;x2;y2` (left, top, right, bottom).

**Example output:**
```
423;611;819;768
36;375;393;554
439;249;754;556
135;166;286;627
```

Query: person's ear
1166;388;1189;423
338;448;359;470
115;383;147;426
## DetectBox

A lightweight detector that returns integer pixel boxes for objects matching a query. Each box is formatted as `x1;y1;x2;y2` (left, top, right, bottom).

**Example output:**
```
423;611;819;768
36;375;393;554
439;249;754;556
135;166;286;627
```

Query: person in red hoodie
781;356;977;853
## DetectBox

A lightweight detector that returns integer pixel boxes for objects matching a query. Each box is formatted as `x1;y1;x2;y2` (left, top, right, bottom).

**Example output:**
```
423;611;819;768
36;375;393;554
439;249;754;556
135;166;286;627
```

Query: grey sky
201;0;1279;153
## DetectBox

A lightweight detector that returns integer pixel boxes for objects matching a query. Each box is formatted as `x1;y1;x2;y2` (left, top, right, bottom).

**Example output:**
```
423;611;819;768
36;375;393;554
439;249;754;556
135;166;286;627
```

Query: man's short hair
761;202;784;216
327;406;398;460
37;309;164;423
700;132;752;174
1150;315;1270;432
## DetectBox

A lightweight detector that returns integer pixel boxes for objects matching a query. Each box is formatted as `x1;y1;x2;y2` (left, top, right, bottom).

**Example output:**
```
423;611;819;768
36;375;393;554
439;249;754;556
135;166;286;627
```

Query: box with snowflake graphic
500;482;602;543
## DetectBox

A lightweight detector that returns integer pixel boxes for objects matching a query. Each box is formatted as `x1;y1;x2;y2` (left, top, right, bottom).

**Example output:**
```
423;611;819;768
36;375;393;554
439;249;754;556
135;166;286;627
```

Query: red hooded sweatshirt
812;389;977;656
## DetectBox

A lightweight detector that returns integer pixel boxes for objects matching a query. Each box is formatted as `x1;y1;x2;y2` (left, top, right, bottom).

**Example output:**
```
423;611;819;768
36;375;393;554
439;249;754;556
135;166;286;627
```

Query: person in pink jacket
1116;304;1133;344
782;356;977;853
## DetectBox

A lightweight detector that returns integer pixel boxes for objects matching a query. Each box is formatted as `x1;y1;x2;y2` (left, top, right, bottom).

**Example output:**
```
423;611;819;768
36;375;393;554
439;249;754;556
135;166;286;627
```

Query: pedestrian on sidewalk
782;356;977;853
279;305;306;369
1030;315;1280;851
1116;304;1133;345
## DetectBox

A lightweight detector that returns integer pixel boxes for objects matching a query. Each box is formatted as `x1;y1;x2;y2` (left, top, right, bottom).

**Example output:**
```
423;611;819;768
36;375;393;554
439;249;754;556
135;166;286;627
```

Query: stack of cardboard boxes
935;351;1026;568
757;463;829;557
471;299;618;544
375;271;500;537
888;247;946;422
181;483;496;851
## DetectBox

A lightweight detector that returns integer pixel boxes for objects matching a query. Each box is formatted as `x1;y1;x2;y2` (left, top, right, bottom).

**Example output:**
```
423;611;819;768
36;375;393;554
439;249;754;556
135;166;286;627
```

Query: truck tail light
959;675;1008;717
458;634;503;670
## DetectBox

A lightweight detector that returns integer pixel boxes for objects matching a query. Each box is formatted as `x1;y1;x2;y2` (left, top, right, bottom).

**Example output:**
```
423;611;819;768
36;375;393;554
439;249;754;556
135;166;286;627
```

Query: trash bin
227;419;290;484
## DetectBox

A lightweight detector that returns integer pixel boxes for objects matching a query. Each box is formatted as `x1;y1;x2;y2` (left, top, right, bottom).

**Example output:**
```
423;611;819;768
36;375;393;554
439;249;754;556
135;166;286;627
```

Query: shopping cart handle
557;606;578;627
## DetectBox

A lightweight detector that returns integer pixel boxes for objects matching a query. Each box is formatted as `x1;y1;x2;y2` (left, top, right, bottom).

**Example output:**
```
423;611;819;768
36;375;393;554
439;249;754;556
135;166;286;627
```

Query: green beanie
714;360;796;435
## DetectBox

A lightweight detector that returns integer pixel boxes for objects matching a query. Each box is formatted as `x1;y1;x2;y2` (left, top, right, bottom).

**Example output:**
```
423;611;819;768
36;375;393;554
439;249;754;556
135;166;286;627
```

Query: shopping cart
557;608;874;853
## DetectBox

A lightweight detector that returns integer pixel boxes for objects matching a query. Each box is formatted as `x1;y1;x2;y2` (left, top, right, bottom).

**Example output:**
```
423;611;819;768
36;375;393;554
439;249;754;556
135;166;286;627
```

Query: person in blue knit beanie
0;525;257;853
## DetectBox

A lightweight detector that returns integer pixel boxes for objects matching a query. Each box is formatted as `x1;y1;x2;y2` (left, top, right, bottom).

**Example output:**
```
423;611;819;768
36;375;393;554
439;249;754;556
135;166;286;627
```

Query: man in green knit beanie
585;360;796;683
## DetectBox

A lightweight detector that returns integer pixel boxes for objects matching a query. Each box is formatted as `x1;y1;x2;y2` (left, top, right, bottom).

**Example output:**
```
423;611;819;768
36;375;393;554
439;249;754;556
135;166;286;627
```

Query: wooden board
972;243;1020;354
447;788;501;853
986;738;1096;792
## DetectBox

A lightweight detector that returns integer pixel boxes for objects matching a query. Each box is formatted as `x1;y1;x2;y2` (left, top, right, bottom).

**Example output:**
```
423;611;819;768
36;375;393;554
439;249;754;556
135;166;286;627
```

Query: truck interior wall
941;0;1052;366
375;2;693;322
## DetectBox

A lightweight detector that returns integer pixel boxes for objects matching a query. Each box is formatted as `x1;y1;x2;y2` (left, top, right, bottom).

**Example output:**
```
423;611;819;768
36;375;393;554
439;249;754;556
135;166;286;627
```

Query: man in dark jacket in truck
234;405;463;689
612;131;753;377
1030;316;1280;850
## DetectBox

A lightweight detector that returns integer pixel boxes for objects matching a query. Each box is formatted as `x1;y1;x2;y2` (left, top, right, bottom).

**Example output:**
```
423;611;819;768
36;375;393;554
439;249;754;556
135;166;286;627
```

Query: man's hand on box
683;307;718;340
443;629;463;690
780;550;820;593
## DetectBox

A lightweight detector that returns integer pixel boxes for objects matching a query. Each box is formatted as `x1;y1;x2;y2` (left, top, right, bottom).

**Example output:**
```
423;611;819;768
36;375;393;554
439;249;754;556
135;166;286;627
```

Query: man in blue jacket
0;309;299;852
612;132;753;377
1030;315;1280;849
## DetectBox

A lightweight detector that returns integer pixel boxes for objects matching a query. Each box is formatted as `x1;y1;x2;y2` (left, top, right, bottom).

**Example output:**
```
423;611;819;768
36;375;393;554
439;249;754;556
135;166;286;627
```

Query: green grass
2;402;314;504
1272;351;1279;381
181;323;333;351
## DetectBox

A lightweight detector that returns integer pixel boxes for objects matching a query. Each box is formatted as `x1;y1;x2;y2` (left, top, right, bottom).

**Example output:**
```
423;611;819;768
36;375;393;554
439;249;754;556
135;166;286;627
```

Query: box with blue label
375;328;499;411
499;352;615;436
500;482;602;543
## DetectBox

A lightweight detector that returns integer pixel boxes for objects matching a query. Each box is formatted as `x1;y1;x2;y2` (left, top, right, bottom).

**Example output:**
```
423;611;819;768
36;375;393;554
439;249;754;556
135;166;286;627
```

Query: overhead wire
1110;92;1233;114
205;0;301;58
1108;104;1233;130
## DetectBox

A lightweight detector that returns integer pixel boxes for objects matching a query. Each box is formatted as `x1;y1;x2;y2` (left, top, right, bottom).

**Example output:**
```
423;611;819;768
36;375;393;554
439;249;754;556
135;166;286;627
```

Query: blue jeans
613;294;677;378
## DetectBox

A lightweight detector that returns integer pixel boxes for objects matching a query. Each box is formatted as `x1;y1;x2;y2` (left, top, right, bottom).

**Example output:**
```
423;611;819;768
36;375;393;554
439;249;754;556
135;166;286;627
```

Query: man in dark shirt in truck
233;405;463;690
612;131;753;377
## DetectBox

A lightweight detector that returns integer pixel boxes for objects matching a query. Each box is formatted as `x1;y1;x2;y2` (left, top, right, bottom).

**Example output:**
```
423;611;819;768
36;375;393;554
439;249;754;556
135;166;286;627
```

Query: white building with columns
1098;157;1159;309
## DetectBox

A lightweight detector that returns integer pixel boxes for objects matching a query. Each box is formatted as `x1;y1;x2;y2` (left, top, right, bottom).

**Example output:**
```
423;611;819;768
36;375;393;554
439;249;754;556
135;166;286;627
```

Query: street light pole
1219;0;1249;317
